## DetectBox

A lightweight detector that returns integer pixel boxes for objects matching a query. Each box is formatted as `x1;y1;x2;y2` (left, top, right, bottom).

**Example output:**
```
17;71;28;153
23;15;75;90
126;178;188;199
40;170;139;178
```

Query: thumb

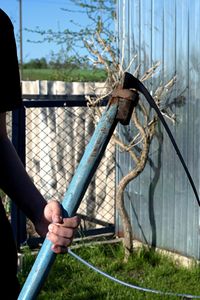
50;201;63;223
52;213;63;224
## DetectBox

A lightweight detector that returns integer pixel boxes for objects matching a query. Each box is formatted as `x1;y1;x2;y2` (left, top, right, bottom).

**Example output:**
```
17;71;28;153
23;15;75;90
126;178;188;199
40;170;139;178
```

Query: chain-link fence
23;99;115;239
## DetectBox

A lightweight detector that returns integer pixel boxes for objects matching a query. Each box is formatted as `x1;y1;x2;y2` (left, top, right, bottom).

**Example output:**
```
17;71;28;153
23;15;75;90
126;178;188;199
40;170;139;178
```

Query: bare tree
85;28;176;261
26;0;177;260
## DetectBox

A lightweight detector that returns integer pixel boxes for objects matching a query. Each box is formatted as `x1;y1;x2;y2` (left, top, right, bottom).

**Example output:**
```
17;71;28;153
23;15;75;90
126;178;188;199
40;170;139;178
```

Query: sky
1;0;90;62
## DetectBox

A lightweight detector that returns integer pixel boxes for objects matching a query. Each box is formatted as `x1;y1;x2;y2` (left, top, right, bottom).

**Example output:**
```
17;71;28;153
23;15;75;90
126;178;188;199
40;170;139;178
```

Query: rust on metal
108;84;139;125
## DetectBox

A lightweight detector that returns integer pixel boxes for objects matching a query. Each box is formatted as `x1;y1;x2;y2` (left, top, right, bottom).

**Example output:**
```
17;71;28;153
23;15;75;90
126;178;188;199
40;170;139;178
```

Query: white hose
68;249;200;299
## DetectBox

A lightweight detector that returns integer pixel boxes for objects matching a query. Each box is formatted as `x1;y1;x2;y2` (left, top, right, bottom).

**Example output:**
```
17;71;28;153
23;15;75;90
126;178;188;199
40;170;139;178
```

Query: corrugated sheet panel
116;0;200;259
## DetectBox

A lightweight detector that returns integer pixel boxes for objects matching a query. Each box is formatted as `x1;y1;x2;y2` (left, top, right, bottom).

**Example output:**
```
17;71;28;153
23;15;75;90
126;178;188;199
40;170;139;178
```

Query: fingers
62;215;80;228
48;224;74;242
51;245;68;254
46;215;80;254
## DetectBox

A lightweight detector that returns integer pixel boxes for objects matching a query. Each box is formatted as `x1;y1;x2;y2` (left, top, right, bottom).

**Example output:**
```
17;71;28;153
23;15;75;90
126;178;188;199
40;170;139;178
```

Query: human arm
0;112;79;253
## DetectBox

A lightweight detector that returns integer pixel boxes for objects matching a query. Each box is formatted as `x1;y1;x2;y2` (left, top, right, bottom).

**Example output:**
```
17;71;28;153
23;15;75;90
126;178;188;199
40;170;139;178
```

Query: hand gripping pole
18;73;139;300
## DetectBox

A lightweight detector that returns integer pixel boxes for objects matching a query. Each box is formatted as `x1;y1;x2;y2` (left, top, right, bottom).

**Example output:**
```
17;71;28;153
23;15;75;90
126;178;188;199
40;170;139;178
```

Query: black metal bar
22;95;108;108
11;106;27;247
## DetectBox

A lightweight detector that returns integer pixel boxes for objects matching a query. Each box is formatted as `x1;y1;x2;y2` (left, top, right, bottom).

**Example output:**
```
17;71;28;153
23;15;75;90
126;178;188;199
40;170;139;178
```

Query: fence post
11;106;27;248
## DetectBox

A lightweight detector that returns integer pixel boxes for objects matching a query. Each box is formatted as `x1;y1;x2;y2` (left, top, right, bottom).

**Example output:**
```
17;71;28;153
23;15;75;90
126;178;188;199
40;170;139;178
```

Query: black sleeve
0;9;22;113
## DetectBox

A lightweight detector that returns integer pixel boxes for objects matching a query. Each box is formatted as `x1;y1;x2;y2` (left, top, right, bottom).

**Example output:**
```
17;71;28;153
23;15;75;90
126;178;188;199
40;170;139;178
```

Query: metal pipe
18;102;119;300
19;0;23;79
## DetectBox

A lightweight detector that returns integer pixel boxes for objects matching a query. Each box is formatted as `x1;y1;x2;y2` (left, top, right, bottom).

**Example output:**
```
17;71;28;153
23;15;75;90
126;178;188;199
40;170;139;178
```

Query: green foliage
23;1;117;85
18;242;200;300
22;67;107;82
25;0;116;68
23;58;48;69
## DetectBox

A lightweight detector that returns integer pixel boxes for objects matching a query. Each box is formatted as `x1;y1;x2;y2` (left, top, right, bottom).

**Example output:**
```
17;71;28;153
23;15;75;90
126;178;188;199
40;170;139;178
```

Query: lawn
22;68;107;82
18;241;200;300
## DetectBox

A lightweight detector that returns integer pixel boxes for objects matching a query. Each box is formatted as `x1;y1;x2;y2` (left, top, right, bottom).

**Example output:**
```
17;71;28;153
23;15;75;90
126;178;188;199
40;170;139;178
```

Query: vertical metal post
11;106;27;247
19;0;23;79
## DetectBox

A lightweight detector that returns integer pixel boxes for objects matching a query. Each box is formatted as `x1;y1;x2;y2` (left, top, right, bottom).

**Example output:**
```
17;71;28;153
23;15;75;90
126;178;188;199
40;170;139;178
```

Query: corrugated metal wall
116;0;200;259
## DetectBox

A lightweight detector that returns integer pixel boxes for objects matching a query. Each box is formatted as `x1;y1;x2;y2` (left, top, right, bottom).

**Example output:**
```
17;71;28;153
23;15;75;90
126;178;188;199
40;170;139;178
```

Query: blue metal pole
18;103;119;300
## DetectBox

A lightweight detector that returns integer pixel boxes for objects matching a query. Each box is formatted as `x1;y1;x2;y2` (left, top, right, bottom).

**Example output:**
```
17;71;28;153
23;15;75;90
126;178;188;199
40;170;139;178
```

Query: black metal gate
11;95;115;248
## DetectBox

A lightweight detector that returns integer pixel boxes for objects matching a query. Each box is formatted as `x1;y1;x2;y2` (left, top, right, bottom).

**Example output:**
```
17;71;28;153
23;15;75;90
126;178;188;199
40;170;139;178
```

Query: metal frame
11;95;111;248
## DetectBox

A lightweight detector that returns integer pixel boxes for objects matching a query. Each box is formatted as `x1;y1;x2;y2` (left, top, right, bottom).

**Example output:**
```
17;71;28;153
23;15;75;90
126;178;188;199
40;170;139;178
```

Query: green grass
18;242;200;300
22;68;107;82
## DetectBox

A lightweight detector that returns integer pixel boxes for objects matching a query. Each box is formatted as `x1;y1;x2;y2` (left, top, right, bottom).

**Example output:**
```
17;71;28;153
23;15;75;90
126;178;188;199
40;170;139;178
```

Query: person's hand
34;200;80;253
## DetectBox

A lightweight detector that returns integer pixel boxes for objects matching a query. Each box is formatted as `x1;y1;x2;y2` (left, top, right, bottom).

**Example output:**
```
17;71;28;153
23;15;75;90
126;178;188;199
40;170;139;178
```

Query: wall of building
116;0;200;259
